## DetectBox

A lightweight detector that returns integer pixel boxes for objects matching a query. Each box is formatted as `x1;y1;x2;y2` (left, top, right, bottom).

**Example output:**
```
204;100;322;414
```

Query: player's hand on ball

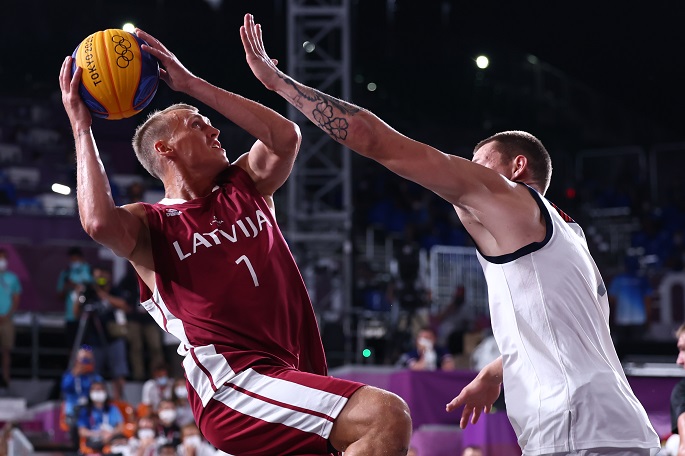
135;28;196;93
445;375;501;429
59;56;92;130
241;14;283;91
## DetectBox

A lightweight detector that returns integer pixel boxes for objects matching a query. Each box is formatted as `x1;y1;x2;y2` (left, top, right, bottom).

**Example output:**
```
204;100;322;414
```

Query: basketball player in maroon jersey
59;29;411;456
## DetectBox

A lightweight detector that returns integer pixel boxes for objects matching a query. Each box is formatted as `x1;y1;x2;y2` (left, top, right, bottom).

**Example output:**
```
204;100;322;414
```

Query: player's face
168;109;229;171
676;333;685;368
472;142;514;179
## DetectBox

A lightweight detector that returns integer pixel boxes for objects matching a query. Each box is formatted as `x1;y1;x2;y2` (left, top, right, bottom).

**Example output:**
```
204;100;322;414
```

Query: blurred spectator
83;266;130;401
141;363;173;415
77;380;124;454
670;323;685;455
158;443;178;456
0;247;21;389
108;433;133;456
61;346;103;428
128;416;159;456
177;423;216;456
172;378;195;427
118;263;164;381
397;327;455;371
433;285;473;356
56;246;93;349
608;256;653;353
156;398;182;447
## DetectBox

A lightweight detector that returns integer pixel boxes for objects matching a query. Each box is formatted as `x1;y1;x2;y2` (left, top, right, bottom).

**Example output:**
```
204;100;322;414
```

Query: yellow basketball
71;29;159;120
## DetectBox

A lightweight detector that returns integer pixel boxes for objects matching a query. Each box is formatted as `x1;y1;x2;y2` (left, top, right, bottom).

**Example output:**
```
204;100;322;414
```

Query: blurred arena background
1;0;684;454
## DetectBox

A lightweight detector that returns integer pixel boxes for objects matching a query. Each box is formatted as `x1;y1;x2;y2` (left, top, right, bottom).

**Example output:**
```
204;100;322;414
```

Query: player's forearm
270;73;388;158
184;77;300;156
74;129;121;243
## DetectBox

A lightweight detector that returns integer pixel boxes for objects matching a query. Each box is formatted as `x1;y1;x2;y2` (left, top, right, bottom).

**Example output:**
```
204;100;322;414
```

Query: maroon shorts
190;365;364;455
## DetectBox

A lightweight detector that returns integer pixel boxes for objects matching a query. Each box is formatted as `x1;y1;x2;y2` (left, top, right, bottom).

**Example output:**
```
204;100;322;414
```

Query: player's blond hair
676;323;685;338
131;103;199;180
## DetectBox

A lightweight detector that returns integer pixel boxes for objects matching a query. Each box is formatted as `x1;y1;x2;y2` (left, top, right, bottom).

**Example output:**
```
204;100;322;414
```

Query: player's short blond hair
676;323;685;339
131;103;199;180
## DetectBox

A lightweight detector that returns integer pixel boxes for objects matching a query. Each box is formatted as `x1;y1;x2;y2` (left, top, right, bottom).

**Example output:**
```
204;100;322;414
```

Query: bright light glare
362;349;372;358
366;82;377;92
52;183;71;195
122;23;136;33
476;55;489;69
303;41;316;53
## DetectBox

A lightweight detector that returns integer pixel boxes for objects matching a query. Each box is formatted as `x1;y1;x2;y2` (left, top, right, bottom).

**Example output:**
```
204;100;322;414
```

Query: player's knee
372;390;412;438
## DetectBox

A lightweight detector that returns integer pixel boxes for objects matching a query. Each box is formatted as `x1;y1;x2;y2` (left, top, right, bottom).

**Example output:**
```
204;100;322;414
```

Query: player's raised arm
59;57;146;259
240;14;510;209
135;28;301;199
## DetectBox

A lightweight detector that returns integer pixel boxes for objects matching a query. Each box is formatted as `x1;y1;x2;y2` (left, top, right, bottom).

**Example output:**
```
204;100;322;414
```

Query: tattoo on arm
279;74;360;141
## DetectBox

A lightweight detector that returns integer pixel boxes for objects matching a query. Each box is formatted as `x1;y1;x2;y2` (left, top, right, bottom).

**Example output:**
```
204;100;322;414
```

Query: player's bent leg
328;385;412;455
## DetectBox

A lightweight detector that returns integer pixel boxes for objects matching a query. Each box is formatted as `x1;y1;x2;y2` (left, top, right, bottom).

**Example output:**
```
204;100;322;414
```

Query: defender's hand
241;14;283;91
445;375;501;429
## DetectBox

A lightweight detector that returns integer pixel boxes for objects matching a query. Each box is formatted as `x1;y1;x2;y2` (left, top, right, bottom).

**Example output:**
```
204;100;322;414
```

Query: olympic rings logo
111;34;135;68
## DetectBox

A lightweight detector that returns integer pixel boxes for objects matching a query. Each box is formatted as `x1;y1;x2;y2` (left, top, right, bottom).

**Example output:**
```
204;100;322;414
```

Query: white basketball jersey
476;186;659;455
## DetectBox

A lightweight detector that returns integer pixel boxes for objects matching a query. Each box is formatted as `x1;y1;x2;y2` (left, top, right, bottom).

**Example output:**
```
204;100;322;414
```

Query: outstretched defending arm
239;14;509;210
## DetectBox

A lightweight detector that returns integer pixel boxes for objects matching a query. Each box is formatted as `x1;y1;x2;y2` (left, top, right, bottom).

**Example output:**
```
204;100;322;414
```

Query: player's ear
155;140;174;157
511;154;527;180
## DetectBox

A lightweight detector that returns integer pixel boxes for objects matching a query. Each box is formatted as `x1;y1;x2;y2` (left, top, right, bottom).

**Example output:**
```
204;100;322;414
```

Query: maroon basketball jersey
137;166;328;407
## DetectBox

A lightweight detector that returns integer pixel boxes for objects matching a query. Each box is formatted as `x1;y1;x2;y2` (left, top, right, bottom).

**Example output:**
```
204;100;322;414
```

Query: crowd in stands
60;347;220;456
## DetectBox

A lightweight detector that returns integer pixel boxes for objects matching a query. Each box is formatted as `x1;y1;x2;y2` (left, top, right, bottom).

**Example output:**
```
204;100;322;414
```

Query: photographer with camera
56;246;93;349
79;266;130;401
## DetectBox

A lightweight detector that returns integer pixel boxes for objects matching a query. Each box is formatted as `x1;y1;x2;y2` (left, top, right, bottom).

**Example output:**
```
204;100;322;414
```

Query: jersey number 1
236;255;260;287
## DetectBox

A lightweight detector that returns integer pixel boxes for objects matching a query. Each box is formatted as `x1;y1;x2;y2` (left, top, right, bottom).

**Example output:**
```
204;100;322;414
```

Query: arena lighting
302;41;316;53
476;55;489;69
366;82;377;92
362;348;372;358
122;23;136;33
51;183;71;195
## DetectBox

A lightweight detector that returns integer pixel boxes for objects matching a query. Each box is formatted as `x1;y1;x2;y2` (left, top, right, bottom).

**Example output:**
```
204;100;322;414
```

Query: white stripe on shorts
213;368;350;438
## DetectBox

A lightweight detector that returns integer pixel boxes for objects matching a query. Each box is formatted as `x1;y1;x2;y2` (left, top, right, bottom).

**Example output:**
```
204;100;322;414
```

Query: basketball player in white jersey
59;26;411;456
241;13;660;456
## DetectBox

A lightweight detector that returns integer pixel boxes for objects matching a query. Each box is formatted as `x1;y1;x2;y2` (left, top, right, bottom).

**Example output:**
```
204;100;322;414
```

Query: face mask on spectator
156;376;169;386
110;444;130;455
175;386;188;399
138;428;155;440
183;435;202;447
90;390;107;403
0;259;7;271
158;409;177;423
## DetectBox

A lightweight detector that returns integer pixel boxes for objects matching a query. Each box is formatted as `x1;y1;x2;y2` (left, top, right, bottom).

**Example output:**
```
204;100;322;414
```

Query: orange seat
58;402;70;432
111;400;136;438
136;402;151;419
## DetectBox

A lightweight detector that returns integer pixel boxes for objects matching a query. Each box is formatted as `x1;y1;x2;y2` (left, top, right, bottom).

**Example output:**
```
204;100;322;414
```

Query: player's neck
163;172;217;202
